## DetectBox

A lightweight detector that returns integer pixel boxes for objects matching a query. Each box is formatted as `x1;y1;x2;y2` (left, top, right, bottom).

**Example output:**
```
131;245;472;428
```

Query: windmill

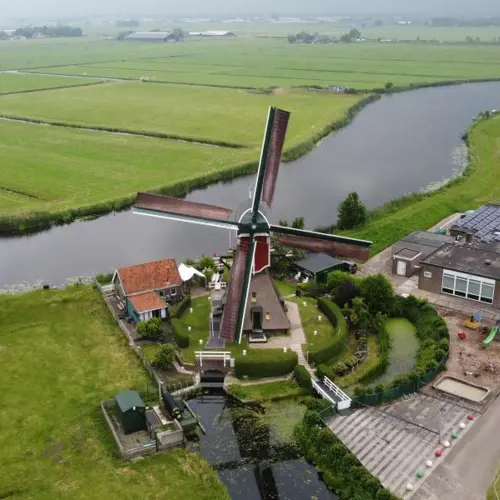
133;107;372;344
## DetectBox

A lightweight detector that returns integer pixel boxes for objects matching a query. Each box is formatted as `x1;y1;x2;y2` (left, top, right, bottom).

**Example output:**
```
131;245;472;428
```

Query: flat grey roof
393;231;453;260
422;243;500;281
451;204;500;244
294;252;343;275
395;248;421;259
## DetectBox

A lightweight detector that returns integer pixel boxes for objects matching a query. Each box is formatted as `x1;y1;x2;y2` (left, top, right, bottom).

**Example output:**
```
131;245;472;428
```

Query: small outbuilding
293;252;356;283
115;390;146;434
391;231;453;277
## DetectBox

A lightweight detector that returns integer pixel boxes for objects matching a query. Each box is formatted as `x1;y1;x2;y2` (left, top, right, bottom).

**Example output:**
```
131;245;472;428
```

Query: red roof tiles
128;292;166;313
118;258;181;295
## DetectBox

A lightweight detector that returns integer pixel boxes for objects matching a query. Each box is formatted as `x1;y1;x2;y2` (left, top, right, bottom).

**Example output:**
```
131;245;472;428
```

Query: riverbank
346;112;500;255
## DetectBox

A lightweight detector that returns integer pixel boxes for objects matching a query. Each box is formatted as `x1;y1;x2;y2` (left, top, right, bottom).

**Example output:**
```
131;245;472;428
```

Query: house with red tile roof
112;258;183;322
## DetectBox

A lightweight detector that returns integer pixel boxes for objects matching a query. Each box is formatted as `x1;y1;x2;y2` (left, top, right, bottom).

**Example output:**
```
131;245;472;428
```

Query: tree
292;216;305;229
359;274;394;316
349;28;362;40
350;297;372;329
337;192;367;230
172;28;184;41
385;81;394;90
136;317;163;339
465;36;474;43
287;34;297;43
154;343;176;368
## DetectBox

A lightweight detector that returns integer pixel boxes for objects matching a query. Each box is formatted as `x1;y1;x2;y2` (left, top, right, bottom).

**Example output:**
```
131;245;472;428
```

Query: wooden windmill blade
134;192;238;230
270;224;372;262
251;107;291;213
220;237;257;343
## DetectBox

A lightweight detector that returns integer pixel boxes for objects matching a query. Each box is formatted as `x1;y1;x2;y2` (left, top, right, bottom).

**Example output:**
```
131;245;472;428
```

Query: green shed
293;252;356;284
115;390;146;434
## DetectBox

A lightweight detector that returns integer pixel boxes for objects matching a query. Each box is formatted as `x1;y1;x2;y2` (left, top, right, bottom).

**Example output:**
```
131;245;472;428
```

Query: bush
337;191;367;230
169;295;191;319
300;281;326;298
154;343;176;368
309;298;348;365
294;365;312;390
170;319;189;348
359;274;394;316
136;317;163;339
95;272;113;285
235;349;298;379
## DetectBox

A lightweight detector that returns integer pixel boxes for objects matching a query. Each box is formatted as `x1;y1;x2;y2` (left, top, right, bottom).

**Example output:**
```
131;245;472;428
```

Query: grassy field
346;114;500;254
0;120;252;215
0;82;361;146
0;73;98;94
0;285;228;500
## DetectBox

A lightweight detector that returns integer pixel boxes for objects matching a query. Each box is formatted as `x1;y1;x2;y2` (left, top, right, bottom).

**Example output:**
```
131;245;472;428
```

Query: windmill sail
134;192;236;229
270;225;372;262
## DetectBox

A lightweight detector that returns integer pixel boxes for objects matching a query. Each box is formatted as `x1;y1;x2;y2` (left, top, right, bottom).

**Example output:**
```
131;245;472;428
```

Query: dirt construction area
430;306;500;410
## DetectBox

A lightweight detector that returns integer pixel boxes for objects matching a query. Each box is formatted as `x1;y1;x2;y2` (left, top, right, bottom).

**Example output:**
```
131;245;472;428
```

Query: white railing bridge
312;376;352;410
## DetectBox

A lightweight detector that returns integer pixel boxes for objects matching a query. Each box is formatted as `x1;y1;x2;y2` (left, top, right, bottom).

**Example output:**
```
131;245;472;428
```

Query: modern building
449;204;500;245
113;258;183;322
293;252;357;283
419;243;500;307
392;231;453;277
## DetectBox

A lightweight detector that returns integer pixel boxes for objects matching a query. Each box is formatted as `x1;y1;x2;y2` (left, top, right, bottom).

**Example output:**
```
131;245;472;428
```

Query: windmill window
251;292;257;303
265;312;271;321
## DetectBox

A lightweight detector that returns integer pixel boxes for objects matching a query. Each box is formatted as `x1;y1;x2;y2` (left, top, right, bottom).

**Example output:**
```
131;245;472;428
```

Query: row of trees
12;25;83;38
287;28;362;44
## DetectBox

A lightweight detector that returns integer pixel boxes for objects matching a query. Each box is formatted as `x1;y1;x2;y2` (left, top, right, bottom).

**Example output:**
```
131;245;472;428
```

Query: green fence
351;350;449;407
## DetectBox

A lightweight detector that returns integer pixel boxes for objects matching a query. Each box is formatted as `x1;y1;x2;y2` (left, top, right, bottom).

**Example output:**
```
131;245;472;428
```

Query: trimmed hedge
309;298;348;365
294;400;397;500
234;349;298;379
170;319;189;349
169;295;191;319
294;364;312;390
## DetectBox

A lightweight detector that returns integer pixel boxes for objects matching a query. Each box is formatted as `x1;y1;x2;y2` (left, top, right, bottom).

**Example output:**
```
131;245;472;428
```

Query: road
414;394;500;500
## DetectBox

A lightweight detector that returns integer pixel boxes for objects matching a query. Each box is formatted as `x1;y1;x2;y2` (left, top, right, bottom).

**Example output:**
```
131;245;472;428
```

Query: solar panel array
453;205;500;243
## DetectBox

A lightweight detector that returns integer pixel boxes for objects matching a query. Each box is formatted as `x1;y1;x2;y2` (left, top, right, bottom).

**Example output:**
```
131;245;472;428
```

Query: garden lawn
0;285;228;500
274;279;296;297
288;297;336;358
346;115;500;254
0;81;362;147
229;380;310;401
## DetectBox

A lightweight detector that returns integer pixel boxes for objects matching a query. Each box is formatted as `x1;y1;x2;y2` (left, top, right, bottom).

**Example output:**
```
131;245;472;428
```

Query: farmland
0;37;500;230
0;285;228;499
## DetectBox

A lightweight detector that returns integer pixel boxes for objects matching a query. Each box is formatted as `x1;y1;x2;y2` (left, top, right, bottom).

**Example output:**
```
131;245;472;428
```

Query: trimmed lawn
0;285;228;500
229;380;310;401
274;279;297;297
0;81;362;147
0;73;98;94
287;296;336;357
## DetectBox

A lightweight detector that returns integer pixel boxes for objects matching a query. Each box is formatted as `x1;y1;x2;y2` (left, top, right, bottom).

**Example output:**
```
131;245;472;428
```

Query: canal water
1;82;500;286
187;394;336;500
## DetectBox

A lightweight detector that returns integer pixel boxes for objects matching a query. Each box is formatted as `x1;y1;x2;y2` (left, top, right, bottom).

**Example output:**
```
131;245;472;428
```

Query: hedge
234;349;298;379
170;319;189;348
294;364;312;390
294;400;397;500
169;295;191;319
308;298;348;365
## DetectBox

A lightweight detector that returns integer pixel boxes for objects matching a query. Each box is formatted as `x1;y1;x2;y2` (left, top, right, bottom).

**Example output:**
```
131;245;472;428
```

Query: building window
441;269;495;304
170;288;177;297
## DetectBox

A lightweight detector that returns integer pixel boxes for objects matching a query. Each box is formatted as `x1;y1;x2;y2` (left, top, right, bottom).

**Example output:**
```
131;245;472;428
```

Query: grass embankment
487;467;500;500
0;285;228;500
346;114;500;254
229;380;309;401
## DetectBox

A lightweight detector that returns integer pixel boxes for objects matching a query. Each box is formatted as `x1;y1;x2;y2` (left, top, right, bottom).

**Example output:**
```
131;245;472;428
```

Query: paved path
328;394;477;499
414;393;500;500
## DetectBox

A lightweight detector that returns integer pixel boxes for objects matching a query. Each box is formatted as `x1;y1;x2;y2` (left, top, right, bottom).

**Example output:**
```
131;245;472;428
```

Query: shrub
294;365;312;390
170;320;189;348
309;298;348;365
333;362;348;376
359;274;394;316
300;281;326;298
95;272;113;285
169;295;191;319
154;343;176;368
136;317;163;339
234;349;298;379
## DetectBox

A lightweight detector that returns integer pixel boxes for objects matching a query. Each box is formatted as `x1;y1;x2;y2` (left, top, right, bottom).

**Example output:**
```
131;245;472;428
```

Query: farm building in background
125;31;179;42
187;31;237;39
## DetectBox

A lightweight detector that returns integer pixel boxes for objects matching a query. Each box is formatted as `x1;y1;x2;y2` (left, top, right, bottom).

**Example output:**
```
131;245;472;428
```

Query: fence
352;351;449;407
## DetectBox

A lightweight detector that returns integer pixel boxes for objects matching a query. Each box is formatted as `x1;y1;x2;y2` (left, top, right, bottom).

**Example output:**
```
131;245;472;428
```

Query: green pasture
0;73;98;94
347;115;500;254
0;81;361;146
0;120;252;215
0;285;228;500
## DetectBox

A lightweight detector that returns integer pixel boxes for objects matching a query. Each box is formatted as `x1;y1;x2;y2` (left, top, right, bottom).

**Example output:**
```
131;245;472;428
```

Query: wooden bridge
312;376;352;410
